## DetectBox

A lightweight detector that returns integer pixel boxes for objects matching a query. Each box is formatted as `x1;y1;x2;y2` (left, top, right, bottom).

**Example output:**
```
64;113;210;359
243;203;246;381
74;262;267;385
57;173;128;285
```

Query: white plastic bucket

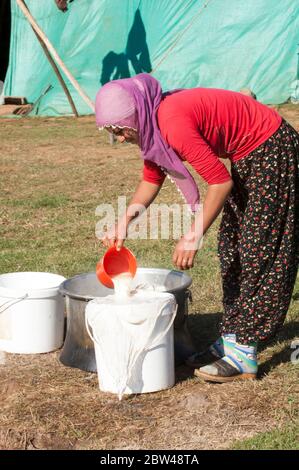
0;272;66;354
86;292;177;396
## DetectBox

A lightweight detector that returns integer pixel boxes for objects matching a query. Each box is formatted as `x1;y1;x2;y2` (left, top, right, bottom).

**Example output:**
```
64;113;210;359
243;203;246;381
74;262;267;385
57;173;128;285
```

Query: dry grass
0;105;298;450
0;351;298;450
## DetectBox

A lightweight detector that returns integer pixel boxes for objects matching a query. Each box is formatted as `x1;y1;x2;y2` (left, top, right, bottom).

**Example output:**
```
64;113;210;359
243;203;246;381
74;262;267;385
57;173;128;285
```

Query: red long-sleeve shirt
143;88;282;185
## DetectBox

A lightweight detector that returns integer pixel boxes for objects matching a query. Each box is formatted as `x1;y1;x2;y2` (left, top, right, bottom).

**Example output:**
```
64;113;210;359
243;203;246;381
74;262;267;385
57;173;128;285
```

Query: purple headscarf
95;73;199;212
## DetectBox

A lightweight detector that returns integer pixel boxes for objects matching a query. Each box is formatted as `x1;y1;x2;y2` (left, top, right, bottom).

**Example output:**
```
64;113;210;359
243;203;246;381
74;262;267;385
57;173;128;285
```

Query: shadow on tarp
100;9;152;85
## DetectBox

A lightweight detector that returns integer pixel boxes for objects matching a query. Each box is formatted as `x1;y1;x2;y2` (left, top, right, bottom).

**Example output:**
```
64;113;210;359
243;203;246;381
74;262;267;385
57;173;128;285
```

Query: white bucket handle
85;311;97;345
0;293;28;314
85;299;177;352
145;303;177;351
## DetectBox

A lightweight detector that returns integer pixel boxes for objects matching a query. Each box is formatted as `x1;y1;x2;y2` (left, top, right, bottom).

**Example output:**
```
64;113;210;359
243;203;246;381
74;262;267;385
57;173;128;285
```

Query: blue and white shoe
185;334;236;368
195;342;258;383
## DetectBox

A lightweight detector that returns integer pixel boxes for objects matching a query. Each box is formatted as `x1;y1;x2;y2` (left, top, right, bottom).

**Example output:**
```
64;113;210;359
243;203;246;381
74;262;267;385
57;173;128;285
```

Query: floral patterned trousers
218;120;299;343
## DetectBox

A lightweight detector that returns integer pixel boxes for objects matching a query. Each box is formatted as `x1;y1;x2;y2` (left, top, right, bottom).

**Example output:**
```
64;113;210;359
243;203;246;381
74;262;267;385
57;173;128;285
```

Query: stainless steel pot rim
59;268;192;302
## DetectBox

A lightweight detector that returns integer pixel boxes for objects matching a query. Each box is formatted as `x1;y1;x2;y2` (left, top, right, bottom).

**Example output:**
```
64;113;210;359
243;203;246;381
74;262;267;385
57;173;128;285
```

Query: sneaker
185;347;222;368
194;357;257;383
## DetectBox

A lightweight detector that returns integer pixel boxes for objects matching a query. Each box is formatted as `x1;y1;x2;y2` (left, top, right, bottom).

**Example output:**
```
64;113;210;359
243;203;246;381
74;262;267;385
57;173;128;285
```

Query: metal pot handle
186;289;193;303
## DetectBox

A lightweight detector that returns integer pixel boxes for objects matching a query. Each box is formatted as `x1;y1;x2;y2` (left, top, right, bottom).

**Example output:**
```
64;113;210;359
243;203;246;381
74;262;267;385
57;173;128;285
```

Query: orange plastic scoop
96;246;137;289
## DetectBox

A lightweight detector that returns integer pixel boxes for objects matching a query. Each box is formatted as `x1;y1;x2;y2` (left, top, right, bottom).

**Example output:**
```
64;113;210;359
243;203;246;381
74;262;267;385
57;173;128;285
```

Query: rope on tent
151;0;213;74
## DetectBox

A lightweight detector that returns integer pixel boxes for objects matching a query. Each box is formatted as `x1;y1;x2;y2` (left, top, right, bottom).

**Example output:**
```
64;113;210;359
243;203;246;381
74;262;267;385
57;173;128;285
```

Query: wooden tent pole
16;0;95;113
32;28;78;117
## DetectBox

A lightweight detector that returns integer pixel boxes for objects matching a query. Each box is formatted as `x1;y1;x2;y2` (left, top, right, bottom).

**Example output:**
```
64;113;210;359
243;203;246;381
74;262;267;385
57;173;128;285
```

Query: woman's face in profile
106;127;139;145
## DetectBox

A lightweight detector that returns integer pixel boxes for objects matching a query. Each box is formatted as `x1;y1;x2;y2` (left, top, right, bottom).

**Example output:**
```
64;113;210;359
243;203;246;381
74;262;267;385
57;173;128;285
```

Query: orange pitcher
96;246;137;288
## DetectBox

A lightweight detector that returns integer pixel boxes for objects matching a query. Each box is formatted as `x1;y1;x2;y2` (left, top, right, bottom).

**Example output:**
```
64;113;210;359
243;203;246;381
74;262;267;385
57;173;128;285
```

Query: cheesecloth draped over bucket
85;291;177;399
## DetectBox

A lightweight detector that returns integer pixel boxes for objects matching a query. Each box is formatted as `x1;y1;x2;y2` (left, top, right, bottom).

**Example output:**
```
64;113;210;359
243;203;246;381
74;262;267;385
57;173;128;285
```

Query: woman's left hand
173;236;198;270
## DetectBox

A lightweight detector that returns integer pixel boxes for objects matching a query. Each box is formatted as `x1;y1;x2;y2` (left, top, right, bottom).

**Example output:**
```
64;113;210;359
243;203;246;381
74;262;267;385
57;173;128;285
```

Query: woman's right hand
100;181;162;251
101;221;128;251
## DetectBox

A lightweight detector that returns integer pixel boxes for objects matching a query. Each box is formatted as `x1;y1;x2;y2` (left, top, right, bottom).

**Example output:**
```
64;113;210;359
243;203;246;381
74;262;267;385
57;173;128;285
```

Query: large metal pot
59;268;195;372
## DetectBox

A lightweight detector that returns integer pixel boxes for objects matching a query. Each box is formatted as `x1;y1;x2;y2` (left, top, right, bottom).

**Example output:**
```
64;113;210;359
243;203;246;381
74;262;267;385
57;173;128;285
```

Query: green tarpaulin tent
2;0;299;115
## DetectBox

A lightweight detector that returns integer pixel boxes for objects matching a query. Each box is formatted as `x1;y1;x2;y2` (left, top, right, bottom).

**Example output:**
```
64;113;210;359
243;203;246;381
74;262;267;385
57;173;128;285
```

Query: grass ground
0;104;298;450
